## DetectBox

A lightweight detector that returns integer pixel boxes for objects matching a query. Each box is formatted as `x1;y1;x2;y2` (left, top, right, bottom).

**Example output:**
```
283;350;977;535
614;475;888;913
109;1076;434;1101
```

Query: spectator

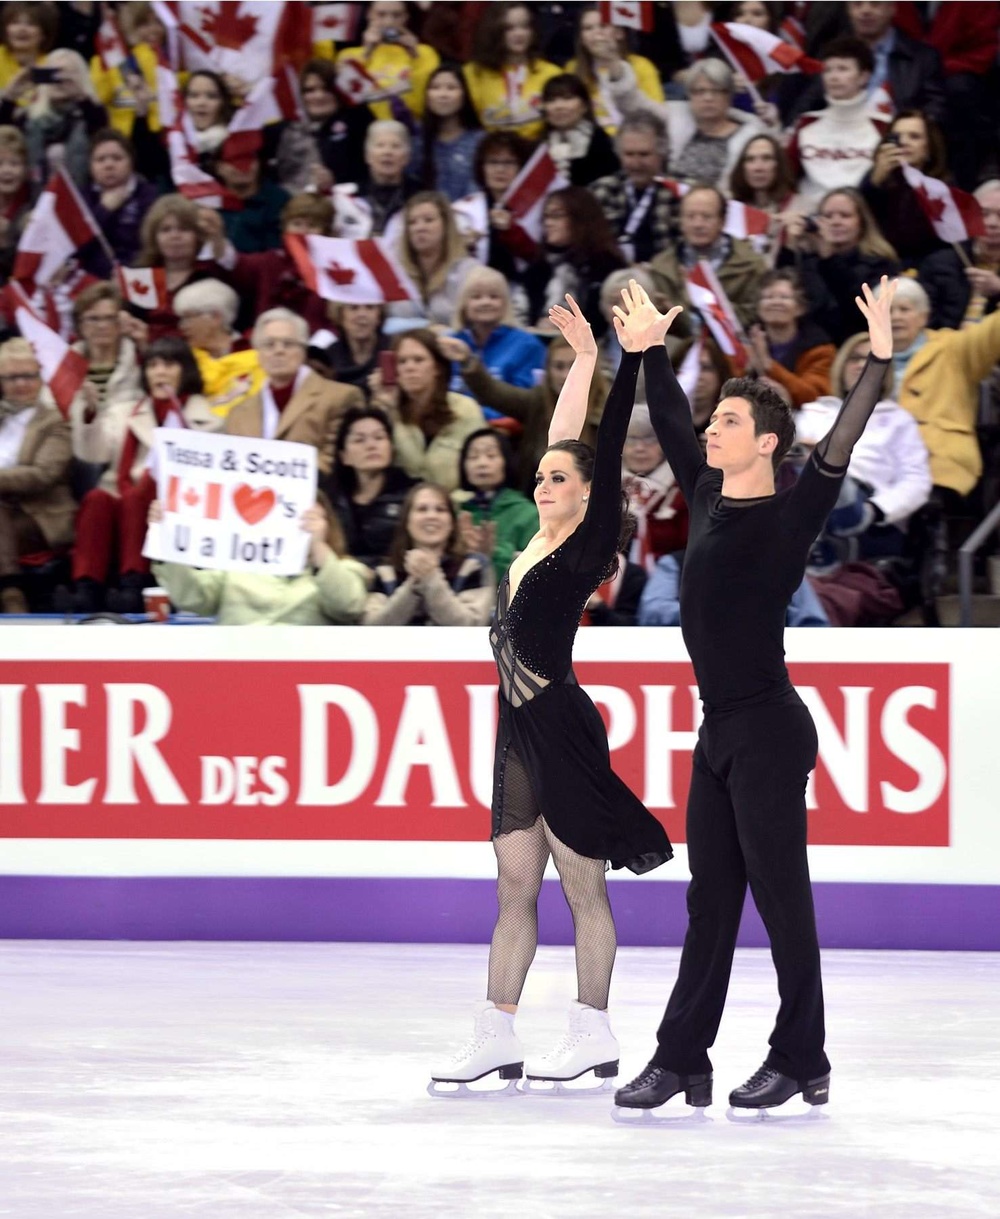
860;109;950;266
452;426;538;580
743;269;836;408
215;150;290;255
335;0;441;123
57;0;99;62
580;548;648;626
410;62;483;202
173;279;246;360
90;1;163;139
10;47;107;187
363;480;494;625
0;124;33;279
727;133;801;242
357;119;421;236
82;127;158;274
0;335;73;614
621;402;688;571
528;185;626;332
889;277;1000;500
323;404;415;568
647;183;767;334
463;2;561;140
224;308;364;477
567;4;664;134
539;72;619;187
371;328;483;493
275;58;372;195
179;70;233;173
661;58;765;188
0;2;56;92
389;190;479;327
308;303;391;400
149;493;370;625
66;336;219;614
590;110;676;263
919;180;1000;331
781;186;900;346
687;334;733;433
442;333;608;497
450;266;546;397
598;266;666;376
796;329;932;566
787;38;888;202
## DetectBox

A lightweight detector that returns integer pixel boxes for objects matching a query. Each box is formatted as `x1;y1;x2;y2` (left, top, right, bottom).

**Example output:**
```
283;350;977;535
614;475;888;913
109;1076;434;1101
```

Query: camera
885;133;902;146
382;27;400;42
802;216;819;235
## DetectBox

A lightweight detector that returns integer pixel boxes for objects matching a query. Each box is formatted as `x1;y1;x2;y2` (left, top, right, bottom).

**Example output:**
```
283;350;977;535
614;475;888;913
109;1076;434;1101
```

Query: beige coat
0;406;75;546
224;372;364;476
392;392;484;493
68;338;143;493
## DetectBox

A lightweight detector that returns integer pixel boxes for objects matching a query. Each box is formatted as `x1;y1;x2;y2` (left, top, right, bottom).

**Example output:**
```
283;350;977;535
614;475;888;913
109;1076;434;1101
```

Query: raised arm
546;294;600;444
612;280;703;501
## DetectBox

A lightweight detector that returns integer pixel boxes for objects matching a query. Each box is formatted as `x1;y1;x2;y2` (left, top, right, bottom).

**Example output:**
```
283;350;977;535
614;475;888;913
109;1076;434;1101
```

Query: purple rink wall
0;626;997;951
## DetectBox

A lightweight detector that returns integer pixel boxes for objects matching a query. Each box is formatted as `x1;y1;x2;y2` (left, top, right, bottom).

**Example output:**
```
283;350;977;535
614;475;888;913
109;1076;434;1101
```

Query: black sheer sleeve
569;351;641;572
642;344;706;503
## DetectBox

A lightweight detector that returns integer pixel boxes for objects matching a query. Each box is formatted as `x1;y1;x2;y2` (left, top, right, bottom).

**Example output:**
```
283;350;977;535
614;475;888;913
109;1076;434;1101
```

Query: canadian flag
500;145;569;243
8;284;88;417
116;266;169;312
166;129;242;210
902;165;985;244
284;233;420;304
311;2;360;43
869;83;895;120
12;170;102;289
336;57;385;104
95;3;129;72
655;178;770;242
150;1;181;68
177;2;310;82
710;22;821;82
685;262;747;370
222;72;302;171
166;474;224;519
676;334;703;406
598;1;653;33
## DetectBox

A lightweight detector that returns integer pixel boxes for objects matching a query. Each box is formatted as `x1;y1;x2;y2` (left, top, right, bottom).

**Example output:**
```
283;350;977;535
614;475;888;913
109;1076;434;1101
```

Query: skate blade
725;1102;829;1124
427;1078;522;1100
611;1102;712;1126
519;1075;617;1097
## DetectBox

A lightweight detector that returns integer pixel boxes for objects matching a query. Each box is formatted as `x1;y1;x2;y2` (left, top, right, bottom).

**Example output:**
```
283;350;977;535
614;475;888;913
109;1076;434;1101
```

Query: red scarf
117;395;186;496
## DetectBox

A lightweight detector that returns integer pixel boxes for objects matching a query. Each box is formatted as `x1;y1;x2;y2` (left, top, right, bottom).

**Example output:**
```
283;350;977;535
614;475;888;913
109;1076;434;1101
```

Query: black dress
488;352;673;876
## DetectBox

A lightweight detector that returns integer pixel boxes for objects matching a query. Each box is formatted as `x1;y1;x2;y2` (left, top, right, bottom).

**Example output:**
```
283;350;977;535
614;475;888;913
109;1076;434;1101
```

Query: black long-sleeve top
642;344;889;712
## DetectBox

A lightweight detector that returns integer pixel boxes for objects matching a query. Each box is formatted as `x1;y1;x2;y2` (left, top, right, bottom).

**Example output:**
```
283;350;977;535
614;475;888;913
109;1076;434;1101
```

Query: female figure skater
430;296;673;1095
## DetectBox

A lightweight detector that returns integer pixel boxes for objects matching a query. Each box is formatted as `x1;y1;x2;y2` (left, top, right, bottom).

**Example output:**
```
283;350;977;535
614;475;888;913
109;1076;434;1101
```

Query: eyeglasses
258;338;305;351
689;87;726;97
178;309;216;321
81;312;118;325
1;372;41;383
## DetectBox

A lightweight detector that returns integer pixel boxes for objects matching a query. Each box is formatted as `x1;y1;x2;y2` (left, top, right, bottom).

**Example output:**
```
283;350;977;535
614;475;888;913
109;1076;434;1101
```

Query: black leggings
653;700;831;1080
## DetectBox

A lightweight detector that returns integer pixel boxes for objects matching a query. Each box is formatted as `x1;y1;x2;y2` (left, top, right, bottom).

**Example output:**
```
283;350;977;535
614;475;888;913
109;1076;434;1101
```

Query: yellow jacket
898;311;1000;495
463;59;562;141
335;42;440;121
566;54;664;133
0;45;39;93
89;42;161;136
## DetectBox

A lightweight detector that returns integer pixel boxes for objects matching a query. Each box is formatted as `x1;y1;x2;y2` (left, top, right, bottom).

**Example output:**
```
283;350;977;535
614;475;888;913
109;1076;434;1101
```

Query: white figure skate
428;1004;524;1098
521;1001;619;1095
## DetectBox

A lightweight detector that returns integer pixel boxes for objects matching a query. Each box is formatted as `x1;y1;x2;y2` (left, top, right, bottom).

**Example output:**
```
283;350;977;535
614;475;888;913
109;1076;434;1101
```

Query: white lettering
37;684;96;805
641;685;701;807
377;686;465;807
466;685;497;810
880;686;947;813
258;755;289;807
298;685;377;805
200;756;235;805
104;685;187;804
801;686;872;812
0;684;25;804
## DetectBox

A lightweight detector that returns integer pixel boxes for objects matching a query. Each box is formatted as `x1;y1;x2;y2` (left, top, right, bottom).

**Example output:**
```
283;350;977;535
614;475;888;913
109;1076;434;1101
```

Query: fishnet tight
487;757;617;1010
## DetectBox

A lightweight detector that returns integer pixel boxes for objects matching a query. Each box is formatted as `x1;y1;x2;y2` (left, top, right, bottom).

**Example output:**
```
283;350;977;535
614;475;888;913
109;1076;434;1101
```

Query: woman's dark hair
541;72;597;124
756;266;809;312
472;130;534;193
183;70;235;125
89;127;135;166
391;328;455;435
418;62;481;190
544;439;635;574
890;108;948;180
718;376;796;470
472;2;540;72
728;133;796;207
1;2;58;52
458;426;518;494
140;336;204;398
332;404;395;496
545;185;623;260
818;36;875;75
388;480;465;579
718;1;784;33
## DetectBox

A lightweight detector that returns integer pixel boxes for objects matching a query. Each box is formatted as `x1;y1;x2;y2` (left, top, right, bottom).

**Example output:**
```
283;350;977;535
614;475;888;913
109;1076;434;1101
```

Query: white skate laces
427;1005;524;1098
521;1002;620;1094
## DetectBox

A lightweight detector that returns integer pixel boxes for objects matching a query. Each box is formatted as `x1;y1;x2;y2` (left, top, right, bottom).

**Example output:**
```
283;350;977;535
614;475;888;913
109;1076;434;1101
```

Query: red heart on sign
232;484;276;525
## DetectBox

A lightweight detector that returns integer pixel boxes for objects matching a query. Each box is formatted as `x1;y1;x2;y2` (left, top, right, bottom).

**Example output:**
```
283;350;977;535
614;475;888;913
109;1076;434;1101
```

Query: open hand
855;276;897;360
612;279;683;352
548;293;598;356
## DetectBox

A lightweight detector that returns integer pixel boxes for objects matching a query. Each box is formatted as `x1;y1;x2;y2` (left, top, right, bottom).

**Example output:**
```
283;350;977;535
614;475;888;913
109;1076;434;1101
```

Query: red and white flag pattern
676;334;703;406
116;266;169;312
311;2;361;43
222;71;302;171
7;284;88;417
95;3;129;72
902;166;985;244
335;57;387;104
177;1;309;82
655;178;770;242
166;473;223;519
166;129;241;210
12;171;102;289
710;22;821;82
151;1;181;68
685;262;747;370
284;233;421;304
500;145;569;243
598;1;653;33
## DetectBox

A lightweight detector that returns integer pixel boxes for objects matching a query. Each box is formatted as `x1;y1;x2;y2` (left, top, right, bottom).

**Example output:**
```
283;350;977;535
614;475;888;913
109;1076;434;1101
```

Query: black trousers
653;699;831;1080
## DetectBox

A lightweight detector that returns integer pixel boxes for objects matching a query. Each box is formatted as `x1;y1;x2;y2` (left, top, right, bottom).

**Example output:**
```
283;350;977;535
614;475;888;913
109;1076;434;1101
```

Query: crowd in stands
1;0;999;627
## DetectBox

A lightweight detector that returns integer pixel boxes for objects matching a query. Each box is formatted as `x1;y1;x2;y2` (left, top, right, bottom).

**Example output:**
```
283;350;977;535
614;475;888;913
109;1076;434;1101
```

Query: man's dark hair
719;377;796;471
819;36;875;75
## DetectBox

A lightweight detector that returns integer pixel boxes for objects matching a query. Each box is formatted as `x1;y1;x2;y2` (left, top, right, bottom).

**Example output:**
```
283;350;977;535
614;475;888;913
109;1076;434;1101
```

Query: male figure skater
611;278;896;1111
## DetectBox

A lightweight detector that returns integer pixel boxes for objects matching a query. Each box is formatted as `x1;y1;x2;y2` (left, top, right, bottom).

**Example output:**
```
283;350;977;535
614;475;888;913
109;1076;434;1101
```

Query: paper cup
143;587;171;623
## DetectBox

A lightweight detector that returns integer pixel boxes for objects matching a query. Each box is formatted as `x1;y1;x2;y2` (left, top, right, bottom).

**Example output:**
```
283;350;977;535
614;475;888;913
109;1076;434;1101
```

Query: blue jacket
451;325;547;418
